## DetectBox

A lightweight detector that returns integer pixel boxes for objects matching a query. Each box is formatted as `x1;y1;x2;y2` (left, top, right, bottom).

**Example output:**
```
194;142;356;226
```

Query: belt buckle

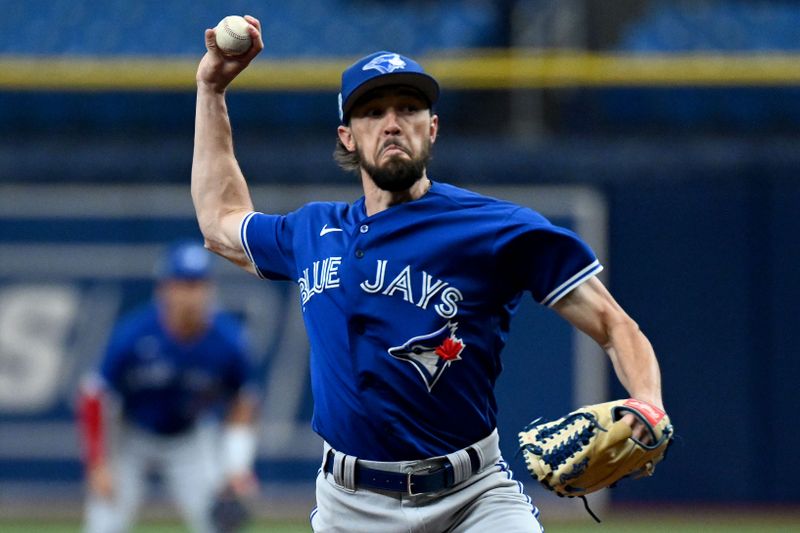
406;463;436;496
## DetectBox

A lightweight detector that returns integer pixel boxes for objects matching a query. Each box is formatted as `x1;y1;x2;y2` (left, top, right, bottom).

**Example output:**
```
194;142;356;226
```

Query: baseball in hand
214;16;253;56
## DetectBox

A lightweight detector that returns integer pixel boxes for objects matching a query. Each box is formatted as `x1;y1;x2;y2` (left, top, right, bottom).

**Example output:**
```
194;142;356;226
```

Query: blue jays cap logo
362;53;407;74
338;50;440;123
388;321;466;392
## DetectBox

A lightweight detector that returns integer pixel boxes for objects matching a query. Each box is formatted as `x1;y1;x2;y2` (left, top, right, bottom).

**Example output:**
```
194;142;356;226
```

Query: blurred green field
2;514;799;533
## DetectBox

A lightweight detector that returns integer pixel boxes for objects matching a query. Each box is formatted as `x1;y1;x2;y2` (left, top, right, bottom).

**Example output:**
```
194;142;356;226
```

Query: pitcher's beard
360;142;431;192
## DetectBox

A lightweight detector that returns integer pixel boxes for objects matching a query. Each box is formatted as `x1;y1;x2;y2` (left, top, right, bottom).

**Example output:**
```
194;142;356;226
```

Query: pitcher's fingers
633;421;653;444
243;15;261;32
205;28;221;54
240;20;264;60
243;16;264;52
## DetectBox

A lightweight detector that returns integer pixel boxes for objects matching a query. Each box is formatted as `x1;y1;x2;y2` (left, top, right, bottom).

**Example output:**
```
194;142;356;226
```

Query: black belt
324;448;481;495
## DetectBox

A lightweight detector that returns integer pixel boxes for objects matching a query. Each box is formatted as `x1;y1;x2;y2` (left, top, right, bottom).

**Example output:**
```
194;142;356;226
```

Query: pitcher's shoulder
432;182;547;222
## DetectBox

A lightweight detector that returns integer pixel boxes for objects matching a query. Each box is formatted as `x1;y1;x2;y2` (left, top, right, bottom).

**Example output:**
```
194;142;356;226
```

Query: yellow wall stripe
2;51;799;91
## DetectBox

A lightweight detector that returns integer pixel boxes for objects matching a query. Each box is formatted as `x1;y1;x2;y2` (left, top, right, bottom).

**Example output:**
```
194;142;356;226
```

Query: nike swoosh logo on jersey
320;224;344;236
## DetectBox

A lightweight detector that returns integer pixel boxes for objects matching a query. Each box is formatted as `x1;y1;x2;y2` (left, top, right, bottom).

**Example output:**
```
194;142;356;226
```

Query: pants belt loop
332;451;346;487
343;455;357;490
330;450;358;492
471;428;498;471
445;449;473;485
471;442;485;472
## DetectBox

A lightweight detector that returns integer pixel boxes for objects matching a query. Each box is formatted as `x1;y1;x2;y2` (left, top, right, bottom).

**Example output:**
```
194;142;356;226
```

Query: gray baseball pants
84;423;222;533
310;429;543;532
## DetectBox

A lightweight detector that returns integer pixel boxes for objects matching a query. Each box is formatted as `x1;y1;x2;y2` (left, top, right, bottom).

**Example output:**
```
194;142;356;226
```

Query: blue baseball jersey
241;181;601;461
98;303;254;435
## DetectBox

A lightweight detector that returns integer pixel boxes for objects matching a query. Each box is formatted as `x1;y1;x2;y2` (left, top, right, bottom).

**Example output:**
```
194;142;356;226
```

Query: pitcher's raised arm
191;15;264;273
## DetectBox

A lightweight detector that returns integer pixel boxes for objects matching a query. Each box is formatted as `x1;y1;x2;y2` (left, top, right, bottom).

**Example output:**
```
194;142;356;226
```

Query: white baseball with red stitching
214;16;252;56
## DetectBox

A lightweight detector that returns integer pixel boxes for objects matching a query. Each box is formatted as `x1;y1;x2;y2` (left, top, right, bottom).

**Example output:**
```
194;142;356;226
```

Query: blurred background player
77;240;259;533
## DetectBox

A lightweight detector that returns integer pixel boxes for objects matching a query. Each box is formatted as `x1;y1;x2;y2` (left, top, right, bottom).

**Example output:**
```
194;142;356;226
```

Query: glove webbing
523;413;604;469
528;412;593;440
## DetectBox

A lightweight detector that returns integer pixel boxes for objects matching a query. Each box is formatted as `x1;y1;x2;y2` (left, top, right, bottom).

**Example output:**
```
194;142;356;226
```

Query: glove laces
532;412;605;469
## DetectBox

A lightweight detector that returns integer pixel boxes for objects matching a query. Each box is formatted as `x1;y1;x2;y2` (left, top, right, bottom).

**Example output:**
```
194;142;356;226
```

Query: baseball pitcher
192;16;669;532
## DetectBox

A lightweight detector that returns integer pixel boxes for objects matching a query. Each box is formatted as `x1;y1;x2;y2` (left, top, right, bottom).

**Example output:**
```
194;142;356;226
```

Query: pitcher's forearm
191;84;254;260
605;322;663;409
553;279;663;409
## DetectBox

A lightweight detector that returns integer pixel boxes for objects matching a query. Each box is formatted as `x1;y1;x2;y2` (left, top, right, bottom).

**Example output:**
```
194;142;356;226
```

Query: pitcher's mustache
381;138;410;155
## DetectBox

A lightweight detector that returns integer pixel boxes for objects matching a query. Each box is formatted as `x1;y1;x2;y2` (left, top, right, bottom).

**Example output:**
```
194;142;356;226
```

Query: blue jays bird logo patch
362;53;407;74
388;322;465;392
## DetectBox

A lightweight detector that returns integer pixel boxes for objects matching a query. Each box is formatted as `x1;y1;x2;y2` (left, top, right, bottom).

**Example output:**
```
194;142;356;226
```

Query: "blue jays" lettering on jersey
240;181;601;461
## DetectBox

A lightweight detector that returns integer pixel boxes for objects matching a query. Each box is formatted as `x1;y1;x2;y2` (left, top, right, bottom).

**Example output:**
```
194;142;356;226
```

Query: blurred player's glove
210;487;251;533
518;399;673;499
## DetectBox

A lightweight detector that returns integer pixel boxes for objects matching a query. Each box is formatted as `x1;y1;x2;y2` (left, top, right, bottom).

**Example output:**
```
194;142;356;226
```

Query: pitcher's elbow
194;216;222;253
202;234;227;257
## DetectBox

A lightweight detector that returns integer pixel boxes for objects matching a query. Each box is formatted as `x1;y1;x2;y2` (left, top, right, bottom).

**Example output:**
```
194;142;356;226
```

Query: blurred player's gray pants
311;429;543;533
84;423;222;533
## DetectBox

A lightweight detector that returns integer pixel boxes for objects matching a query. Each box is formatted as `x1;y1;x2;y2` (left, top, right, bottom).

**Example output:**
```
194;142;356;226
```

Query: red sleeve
78;380;105;467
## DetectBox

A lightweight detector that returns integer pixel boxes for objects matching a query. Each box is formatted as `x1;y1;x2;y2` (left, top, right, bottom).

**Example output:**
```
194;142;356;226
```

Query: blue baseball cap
156;241;212;281
338;51;440;123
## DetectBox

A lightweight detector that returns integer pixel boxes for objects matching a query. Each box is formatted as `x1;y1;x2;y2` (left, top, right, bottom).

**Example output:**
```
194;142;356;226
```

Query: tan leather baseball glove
518;398;673;498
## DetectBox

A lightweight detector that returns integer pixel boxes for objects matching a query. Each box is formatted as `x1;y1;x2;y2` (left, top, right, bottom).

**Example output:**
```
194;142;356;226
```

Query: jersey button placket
354;224;368;258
